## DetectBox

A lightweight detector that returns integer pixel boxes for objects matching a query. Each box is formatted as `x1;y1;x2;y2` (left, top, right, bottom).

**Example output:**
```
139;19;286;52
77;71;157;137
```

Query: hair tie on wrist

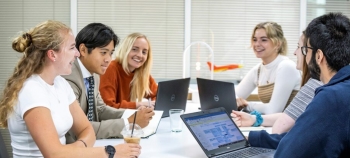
250;110;263;127
79;140;87;147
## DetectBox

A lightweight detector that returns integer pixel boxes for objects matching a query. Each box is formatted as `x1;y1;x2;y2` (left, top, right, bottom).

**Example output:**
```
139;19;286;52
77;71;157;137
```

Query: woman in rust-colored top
100;33;157;109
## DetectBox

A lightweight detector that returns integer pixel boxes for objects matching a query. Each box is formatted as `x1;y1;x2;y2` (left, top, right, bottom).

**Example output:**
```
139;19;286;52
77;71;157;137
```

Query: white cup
169;109;184;132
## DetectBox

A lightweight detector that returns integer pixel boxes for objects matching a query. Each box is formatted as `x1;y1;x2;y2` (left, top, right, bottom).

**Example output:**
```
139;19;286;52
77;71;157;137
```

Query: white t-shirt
8;75;75;158
235;55;301;114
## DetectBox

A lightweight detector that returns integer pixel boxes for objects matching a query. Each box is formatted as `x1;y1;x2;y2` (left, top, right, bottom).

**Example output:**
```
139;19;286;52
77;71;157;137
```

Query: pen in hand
148;98;152;108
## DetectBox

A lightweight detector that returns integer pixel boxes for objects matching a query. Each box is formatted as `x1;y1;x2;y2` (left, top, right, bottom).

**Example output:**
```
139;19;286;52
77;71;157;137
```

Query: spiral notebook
121;109;163;138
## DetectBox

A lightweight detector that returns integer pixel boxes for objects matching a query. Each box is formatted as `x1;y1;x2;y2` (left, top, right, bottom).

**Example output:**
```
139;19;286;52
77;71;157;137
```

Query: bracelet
78;140;87;147
250;110;263;127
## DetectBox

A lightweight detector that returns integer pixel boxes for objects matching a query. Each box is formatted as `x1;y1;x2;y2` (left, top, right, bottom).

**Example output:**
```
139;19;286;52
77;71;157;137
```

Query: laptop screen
183;111;245;151
197;78;238;112
154;78;190;117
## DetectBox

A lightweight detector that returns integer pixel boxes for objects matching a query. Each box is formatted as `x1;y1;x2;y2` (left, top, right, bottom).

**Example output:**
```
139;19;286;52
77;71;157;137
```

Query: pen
148;98;151;108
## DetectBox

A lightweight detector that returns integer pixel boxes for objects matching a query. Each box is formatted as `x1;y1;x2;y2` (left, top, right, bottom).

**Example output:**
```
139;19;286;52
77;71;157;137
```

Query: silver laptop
197;78;237;113
154;78;190;117
181;107;275;158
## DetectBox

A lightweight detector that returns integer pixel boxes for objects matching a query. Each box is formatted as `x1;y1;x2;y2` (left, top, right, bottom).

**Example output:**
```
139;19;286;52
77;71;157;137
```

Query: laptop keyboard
215;147;274;158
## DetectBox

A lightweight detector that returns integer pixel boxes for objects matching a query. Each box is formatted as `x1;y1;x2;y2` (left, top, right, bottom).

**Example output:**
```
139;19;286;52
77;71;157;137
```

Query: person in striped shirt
231;32;323;134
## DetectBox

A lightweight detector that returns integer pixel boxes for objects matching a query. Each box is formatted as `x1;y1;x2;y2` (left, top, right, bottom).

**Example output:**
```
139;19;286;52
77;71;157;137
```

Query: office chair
0;129;10;158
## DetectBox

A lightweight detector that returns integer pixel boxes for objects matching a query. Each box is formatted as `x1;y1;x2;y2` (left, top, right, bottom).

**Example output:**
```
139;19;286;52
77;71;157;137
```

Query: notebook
181;107;275;158
121;109;163;138
197;78;237;113
154;78;190;117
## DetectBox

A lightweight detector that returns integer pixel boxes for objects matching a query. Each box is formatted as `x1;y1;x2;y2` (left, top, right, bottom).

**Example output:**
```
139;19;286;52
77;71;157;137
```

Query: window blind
77;0;185;81
0;0;70;91
306;0;350;24
190;0;300;81
3;0;348;87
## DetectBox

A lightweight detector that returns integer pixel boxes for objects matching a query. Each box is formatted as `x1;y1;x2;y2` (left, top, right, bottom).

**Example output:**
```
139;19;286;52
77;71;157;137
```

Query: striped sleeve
283;79;323;120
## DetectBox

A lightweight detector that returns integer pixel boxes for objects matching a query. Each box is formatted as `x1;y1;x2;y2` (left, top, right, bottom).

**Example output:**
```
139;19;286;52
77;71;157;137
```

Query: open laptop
154;78;190;117
197;78;237;113
181;107;275;158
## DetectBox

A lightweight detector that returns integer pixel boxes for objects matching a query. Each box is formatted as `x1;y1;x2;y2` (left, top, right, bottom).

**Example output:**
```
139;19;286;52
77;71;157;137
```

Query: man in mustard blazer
63;23;154;143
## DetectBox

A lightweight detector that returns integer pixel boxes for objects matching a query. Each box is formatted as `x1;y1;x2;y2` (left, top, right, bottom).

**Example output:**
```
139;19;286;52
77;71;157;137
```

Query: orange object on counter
207;61;243;72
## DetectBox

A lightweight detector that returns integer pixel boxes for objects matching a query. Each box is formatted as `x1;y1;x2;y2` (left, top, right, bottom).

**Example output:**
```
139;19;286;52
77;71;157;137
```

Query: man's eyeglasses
301;46;313;56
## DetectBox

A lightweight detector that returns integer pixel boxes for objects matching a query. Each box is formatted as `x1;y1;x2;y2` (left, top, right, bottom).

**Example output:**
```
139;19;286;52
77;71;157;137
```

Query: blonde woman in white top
235;22;301;115
0;20;140;158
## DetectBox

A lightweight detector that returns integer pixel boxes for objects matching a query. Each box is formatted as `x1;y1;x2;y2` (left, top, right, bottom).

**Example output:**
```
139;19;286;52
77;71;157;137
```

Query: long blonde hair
115;33;153;102
251;21;288;55
0;20;70;127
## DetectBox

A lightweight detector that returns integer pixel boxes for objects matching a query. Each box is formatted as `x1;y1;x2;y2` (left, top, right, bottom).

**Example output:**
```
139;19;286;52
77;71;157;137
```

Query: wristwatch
105;145;115;158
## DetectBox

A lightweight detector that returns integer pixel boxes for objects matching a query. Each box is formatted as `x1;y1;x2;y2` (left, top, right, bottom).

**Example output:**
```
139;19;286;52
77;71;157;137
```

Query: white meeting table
94;101;271;158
